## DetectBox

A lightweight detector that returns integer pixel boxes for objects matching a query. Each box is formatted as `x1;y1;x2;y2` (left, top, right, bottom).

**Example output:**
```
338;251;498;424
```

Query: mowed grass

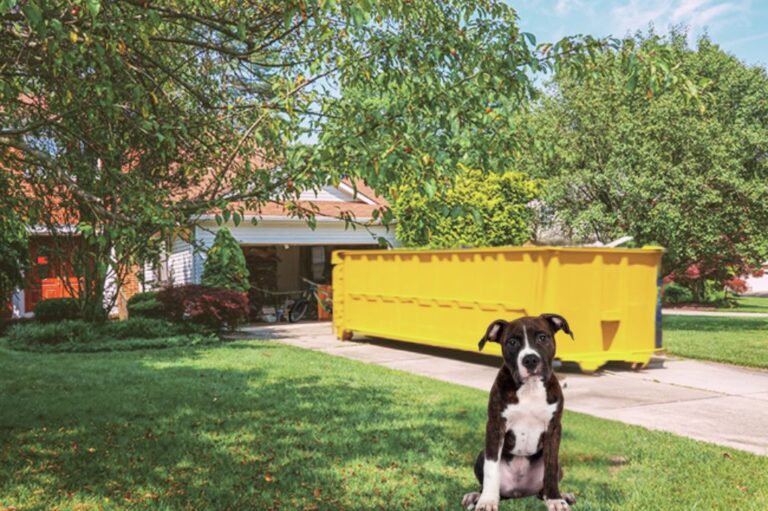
1;341;767;510
663;315;768;369
719;296;768;314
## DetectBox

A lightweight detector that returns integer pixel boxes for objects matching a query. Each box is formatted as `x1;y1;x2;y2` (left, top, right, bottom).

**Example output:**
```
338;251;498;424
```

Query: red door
24;238;81;312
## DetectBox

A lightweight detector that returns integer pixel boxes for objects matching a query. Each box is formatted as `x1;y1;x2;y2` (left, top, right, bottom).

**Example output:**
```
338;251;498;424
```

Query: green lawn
1;340;767;510
718;296;768;313
663;315;768;369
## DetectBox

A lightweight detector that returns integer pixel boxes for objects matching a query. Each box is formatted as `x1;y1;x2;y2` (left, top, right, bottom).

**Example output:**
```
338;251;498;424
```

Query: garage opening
242;244;378;321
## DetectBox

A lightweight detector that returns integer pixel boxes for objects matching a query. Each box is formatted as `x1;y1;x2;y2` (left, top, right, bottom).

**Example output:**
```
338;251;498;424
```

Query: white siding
167;236;195;285
143;261;155;287
142;236;196;288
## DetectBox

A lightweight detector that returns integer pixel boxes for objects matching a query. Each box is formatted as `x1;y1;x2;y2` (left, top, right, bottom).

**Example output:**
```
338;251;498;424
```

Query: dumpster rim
332;245;665;262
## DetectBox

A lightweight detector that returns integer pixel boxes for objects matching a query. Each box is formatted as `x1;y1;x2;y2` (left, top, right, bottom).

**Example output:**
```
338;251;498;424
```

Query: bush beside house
157;285;249;331
33;298;82;323
126;291;165;319
125;228;250;330
201;227;250;292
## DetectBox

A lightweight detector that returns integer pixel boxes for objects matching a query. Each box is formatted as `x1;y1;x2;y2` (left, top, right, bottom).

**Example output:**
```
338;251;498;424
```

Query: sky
511;0;768;67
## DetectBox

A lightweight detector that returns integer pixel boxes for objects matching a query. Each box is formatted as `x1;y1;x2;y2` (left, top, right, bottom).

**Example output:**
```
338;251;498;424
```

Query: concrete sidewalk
242;322;768;456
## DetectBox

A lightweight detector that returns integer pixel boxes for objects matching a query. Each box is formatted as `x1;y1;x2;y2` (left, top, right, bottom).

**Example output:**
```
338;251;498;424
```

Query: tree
201;227;249;292
0;167;28;309
394;166;539;248
0;216;27;311
0;1;684;320
520;32;768;301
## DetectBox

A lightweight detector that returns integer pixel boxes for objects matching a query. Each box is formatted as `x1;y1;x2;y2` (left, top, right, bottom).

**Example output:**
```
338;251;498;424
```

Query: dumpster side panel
332;247;663;371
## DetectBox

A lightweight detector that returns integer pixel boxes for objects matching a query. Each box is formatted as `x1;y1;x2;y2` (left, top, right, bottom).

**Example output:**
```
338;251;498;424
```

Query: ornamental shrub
662;282;693;305
393;166;540;248
33;298;81;323
126;291;158;307
126;291;165;319
201;227;250;292
157;284;249;331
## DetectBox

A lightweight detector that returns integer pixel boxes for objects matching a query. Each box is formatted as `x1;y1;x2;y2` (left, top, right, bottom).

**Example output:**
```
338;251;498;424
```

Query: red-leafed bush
684;264;701;280
157;284;249;331
724;277;749;295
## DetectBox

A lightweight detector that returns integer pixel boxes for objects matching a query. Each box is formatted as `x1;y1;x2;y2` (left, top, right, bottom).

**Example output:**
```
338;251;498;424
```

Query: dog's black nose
522;354;540;370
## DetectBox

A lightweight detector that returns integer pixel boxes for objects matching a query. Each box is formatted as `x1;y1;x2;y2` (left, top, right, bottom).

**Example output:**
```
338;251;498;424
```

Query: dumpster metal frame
332;246;663;372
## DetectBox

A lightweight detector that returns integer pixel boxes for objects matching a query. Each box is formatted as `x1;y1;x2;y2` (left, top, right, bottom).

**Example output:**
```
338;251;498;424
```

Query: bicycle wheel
288;299;309;323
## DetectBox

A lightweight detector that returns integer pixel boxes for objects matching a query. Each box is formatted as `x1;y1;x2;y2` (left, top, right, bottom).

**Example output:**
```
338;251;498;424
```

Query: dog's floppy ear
478;319;508;351
541;313;574;340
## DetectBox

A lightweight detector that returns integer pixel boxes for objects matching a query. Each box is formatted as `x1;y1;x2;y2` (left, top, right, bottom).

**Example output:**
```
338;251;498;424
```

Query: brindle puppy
462;314;576;511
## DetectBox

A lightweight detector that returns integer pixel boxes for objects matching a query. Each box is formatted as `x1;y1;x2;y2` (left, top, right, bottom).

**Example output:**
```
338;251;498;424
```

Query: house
745;262;768;296
8;180;395;318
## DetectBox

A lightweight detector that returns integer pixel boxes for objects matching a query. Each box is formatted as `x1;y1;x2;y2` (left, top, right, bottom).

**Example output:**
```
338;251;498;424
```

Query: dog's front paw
545;498;571;511
461;492;481;509
473;495;499;511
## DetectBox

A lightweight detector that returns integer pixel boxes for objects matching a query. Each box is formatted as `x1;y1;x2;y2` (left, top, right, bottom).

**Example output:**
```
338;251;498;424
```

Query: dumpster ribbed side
331;247;663;372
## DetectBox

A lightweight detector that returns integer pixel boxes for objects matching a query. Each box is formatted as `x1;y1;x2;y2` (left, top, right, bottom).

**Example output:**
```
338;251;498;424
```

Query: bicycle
287;278;332;323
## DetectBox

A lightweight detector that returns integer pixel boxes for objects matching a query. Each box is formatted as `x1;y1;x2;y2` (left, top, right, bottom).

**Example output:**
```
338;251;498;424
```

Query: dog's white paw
474;495;499;511
461;492;481;509
545;498;571;511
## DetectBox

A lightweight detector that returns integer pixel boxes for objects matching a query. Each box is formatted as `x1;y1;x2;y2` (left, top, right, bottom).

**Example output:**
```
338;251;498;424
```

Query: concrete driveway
242;321;768;456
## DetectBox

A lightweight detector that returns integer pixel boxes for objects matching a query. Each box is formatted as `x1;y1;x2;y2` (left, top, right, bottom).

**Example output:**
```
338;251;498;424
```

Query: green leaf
522;32;536;47
0;0;16;15
86;0;101;17
626;73;638;93
22;2;42;29
424;179;436;199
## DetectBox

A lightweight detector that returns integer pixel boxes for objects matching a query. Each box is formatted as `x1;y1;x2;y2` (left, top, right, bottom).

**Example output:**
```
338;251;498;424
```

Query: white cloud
610;0;750;35
672;0;712;21
555;0;584;15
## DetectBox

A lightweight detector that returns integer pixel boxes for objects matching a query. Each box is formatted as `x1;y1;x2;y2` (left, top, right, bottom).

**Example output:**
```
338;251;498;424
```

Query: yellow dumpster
332;246;663;372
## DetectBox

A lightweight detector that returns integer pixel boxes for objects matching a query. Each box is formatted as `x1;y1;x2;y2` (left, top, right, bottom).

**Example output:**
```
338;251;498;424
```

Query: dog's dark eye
507;336;521;346
536;334;548;344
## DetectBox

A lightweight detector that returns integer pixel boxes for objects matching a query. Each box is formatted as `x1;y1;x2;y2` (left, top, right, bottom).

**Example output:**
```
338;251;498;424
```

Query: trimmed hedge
3;317;216;352
33;298;81;322
5;332;218;353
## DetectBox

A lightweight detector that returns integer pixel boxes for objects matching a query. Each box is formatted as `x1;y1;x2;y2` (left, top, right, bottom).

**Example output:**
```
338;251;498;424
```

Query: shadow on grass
360;335;504;368
662;315;768;332
0;341;519;510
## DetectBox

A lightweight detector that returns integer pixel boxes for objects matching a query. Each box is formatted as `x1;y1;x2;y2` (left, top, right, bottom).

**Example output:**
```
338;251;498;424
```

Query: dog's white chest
501;380;558;456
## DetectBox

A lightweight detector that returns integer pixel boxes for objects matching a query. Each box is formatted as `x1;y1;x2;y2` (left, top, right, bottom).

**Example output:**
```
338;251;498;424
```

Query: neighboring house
7;180;395;318
745;262;768;296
